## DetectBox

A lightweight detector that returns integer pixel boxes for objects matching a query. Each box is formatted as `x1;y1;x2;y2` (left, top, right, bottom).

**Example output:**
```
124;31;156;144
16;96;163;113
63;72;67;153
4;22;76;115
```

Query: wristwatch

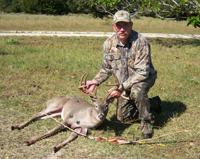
118;85;123;92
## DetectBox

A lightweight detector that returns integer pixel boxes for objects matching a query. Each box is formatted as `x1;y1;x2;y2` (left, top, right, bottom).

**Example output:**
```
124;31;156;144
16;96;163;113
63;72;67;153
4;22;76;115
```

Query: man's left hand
108;88;123;98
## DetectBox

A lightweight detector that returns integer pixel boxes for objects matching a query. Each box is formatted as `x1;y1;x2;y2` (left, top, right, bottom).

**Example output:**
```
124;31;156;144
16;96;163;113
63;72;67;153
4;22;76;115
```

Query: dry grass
0;13;199;34
0;36;200;159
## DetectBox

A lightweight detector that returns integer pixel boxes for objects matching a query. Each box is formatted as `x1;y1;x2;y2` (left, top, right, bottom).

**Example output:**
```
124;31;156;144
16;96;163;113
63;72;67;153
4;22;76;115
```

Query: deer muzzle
98;113;105;120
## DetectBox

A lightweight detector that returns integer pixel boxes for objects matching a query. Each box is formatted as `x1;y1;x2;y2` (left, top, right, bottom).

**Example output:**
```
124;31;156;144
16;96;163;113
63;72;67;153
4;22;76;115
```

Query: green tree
66;0;91;13
20;0;68;15
66;0;106;18
92;0;200;28
0;0;22;12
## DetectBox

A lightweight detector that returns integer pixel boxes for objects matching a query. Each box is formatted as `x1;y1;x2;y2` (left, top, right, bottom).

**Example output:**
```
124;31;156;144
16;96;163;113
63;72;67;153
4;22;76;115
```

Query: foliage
0;0;199;27
65;0;107;18
0;0;106;17
187;15;200;28
20;0;68;15
92;0;200;28
66;0;92;13
0;0;22;13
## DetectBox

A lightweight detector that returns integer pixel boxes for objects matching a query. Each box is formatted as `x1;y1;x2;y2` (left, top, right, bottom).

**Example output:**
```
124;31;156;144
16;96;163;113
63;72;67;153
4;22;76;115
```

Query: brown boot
141;121;154;139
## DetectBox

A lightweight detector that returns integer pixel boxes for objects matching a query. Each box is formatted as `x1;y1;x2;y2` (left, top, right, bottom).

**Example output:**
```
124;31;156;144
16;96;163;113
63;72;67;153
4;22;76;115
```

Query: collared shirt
93;30;157;90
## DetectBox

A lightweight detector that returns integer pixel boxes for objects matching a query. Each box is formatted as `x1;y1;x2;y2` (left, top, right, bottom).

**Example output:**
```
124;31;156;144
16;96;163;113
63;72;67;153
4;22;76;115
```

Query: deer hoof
11;126;15;130
54;146;59;153
17;127;21;130
25;141;31;146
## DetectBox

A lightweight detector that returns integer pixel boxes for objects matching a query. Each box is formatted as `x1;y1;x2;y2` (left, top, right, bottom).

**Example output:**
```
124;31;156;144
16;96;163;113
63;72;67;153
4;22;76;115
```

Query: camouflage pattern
113;10;131;23
93;30;157;122
117;80;156;122
93;30;157;89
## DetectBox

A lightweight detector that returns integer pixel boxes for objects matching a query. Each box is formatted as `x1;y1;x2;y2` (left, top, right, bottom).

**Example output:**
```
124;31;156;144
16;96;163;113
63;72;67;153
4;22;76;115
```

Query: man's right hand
82;80;99;94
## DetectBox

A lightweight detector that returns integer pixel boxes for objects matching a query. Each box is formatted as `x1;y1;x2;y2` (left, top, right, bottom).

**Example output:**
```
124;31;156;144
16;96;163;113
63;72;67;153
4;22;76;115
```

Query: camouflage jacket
93;30;157;90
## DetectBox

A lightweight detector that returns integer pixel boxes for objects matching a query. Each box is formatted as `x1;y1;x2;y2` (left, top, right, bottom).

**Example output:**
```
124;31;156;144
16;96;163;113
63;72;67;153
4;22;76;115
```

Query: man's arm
123;37;151;90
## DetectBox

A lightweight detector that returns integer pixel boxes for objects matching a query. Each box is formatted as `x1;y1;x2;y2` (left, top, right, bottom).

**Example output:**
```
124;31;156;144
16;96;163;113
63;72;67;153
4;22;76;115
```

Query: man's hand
81;79;99;94
108;84;124;98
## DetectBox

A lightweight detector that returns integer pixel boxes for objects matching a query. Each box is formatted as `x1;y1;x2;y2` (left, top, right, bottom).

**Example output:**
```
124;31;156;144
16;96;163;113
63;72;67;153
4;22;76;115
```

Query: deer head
79;71;119;120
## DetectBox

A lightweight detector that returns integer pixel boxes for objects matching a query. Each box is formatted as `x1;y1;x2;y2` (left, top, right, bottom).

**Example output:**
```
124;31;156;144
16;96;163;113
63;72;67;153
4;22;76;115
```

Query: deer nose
98;113;104;120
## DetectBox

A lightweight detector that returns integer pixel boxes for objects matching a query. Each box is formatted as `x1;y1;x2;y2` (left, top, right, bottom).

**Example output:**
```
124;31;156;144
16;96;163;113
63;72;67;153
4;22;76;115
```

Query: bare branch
171;0;180;7
101;5;114;15
130;11;143;17
155;12;176;20
160;1;174;8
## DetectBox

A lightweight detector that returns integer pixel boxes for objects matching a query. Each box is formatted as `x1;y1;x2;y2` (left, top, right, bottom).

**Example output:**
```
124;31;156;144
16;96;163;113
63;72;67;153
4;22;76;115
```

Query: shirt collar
114;30;134;47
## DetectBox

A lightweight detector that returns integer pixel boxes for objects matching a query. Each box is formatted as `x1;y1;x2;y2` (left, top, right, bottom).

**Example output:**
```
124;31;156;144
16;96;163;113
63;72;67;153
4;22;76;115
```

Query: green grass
0;38;19;44
0;36;200;159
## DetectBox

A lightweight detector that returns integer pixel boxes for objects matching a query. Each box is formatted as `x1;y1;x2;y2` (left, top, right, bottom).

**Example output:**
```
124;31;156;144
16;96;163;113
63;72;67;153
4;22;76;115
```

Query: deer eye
105;105;108;109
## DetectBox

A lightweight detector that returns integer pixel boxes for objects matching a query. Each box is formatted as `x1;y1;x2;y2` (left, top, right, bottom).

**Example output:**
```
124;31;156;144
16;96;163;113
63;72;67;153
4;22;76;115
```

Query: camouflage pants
116;79;155;122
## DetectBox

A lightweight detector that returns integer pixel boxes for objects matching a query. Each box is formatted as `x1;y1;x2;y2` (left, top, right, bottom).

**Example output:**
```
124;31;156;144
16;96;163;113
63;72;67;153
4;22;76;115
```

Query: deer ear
107;97;115;104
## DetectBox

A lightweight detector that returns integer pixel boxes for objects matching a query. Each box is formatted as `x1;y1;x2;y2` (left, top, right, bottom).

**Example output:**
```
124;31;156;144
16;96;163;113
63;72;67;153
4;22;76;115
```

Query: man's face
112;21;133;44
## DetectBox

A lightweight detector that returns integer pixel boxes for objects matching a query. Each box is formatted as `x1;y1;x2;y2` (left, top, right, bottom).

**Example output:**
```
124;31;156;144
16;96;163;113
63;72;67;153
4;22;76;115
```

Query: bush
0;0;22;13
20;0;69;15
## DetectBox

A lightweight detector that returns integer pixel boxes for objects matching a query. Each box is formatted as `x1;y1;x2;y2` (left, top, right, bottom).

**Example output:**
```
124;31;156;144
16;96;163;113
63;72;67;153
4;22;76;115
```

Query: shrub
20;0;69;15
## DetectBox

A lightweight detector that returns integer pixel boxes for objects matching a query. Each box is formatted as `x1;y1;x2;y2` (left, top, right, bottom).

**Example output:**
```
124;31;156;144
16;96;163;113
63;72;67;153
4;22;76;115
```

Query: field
0;13;200;34
0;14;200;159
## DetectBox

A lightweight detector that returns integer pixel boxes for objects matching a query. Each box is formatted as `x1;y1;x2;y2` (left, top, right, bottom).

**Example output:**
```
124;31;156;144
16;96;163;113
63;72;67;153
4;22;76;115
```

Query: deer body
51;96;109;129
11;72;119;153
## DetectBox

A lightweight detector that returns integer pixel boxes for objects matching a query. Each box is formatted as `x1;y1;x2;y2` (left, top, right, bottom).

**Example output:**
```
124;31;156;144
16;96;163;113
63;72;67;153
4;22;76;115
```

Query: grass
0;13;200;159
0;38;19;44
0;36;199;159
0;13;199;34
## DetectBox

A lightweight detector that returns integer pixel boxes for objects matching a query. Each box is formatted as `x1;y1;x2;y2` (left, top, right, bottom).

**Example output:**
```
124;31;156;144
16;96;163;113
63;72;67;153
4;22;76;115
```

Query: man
84;10;161;139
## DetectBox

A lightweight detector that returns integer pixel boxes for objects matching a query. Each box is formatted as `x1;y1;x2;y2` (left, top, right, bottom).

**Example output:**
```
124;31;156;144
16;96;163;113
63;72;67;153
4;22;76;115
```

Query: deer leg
11;112;45;130
25;120;67;146
11;105;63;130
54;127;88;153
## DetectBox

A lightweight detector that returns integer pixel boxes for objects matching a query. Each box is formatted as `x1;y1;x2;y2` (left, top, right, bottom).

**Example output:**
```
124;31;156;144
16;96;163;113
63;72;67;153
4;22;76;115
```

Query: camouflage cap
113;10;131;23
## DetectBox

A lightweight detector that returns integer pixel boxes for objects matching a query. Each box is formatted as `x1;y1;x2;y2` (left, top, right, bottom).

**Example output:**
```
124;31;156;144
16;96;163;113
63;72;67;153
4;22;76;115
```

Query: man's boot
141;120;154;139
150;96;161;113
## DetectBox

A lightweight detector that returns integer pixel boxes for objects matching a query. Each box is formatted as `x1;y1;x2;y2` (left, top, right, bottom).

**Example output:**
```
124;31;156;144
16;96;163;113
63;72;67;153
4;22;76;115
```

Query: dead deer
11;72;119;153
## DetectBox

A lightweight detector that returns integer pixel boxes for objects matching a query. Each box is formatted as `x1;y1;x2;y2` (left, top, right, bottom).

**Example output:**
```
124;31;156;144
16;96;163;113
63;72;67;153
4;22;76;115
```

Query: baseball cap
113;10;131;23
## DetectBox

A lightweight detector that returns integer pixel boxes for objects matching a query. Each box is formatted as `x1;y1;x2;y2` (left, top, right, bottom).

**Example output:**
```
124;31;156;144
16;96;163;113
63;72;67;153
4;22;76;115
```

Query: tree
20;0;68;15
92;0;200;28
0;0;22;13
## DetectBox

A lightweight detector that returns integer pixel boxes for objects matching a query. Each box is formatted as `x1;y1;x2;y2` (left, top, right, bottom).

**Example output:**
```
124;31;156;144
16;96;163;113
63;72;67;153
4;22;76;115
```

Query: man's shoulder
103;34;117;47
106;33;117;42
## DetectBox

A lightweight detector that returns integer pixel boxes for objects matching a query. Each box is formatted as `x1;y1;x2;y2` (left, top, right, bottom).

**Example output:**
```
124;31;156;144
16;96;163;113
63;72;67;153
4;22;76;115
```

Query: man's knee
130;82;153;121
130;82;149;102
116;97;137;121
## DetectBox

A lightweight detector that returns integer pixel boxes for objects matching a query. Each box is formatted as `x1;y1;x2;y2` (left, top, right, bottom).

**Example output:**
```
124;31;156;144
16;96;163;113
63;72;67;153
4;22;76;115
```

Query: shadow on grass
0;51;9;55
98;100;186;136
149;38;200;48
153;100;187;128
97;117;134;137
